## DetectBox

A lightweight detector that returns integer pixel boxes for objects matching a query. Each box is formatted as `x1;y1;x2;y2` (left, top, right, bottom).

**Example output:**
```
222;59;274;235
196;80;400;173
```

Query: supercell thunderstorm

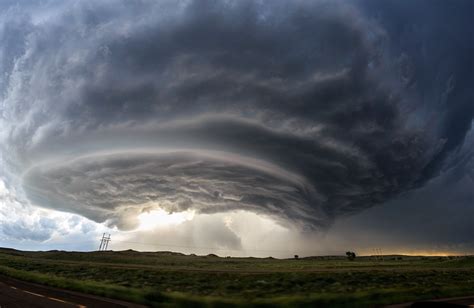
1;0;473;232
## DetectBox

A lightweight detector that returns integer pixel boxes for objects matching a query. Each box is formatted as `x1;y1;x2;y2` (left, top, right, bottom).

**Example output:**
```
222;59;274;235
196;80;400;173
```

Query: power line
8;234;340;256
114;240;249;252
110;239;325;255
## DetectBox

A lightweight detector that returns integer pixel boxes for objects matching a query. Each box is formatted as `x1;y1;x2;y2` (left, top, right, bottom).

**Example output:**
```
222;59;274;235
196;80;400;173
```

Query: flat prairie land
0;248;473;307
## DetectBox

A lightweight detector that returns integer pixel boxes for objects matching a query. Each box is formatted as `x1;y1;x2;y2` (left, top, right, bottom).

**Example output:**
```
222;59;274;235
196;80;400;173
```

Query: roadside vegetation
0;248;473;307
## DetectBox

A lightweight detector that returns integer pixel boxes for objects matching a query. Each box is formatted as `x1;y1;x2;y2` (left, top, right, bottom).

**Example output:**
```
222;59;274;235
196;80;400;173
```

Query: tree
346;251;356;261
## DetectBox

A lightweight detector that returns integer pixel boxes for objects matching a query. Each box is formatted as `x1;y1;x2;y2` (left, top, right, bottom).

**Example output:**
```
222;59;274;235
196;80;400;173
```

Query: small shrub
346;251;356;261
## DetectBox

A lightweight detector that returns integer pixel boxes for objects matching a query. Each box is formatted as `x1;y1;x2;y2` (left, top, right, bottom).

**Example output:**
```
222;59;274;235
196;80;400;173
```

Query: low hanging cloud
23;150;324;230
1;0;473;233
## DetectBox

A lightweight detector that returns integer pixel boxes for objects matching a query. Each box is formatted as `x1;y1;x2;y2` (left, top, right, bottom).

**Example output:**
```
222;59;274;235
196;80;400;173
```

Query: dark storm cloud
358;0;474;180
329;166;474;253
1;0;473;231
23;151;324;230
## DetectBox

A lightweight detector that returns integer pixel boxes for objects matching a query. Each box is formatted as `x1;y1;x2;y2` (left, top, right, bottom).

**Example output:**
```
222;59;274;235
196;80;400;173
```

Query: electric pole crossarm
98;234;111;251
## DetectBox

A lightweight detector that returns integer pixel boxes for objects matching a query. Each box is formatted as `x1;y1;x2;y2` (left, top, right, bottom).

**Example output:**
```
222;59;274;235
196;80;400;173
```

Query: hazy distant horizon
1;0;473;256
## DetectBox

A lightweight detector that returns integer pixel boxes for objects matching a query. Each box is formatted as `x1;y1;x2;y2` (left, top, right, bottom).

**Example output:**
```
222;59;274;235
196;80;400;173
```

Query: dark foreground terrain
0;248;473;307
0;275;146;308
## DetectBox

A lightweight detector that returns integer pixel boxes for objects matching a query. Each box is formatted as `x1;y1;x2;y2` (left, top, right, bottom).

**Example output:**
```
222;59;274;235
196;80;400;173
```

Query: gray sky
0;0;473;256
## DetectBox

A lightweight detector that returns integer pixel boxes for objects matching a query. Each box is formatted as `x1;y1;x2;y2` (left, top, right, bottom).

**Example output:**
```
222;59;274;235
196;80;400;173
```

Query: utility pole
98;233;105;251
104;234;111;250
373;248;383;261
98;233;111;251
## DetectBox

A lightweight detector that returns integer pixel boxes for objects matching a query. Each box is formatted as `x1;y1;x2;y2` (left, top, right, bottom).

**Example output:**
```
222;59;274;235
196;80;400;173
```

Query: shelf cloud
1;0;473;235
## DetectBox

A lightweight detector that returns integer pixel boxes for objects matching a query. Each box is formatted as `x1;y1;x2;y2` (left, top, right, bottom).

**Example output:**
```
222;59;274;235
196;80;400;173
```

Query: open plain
0;248;473;307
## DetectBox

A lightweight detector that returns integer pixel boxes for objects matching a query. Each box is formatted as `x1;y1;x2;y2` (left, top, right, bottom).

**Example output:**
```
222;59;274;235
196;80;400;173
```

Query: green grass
0;248;473;307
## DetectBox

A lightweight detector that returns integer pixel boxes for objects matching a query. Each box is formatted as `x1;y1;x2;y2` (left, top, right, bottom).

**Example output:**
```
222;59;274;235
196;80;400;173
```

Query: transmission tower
98;233;105;251
98;233;111;251
104;234;111;250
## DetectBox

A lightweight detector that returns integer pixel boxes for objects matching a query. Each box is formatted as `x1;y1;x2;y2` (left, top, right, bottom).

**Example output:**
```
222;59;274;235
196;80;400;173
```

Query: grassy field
0;248;473;307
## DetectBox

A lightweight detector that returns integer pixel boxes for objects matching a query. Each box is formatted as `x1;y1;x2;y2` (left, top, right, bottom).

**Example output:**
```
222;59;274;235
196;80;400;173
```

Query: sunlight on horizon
137;209;195;230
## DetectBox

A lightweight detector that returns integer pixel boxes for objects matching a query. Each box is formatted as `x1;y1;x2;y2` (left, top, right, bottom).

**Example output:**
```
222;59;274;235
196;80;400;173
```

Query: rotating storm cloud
0;0;473;252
